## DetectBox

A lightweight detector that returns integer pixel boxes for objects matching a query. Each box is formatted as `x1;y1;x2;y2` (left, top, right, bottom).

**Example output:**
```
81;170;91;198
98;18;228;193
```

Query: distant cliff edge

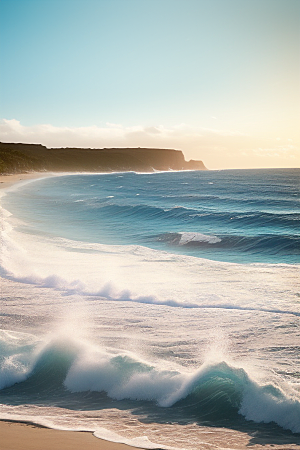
0;142;207;174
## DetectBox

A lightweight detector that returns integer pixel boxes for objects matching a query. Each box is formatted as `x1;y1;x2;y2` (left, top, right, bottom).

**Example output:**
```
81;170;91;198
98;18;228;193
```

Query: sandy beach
1;169;300;450
0;172;141;450
0;421;139;450
0;172;52;189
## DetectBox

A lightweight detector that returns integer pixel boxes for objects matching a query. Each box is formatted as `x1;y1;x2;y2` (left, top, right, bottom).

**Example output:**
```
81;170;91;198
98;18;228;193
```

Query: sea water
0;169;300;449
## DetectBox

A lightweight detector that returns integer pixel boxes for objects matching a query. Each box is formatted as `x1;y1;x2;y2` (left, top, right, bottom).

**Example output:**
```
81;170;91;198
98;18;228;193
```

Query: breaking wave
1;335;300;433
157;232;300;256
1;170;300;448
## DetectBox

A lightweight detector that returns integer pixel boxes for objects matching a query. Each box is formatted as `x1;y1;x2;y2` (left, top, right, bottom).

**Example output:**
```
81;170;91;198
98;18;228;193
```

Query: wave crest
2;334;299;433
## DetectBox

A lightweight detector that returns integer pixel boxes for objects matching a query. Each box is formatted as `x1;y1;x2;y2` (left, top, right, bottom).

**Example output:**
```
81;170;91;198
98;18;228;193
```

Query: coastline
0;421;140;450
0;172;142;450
1;170;299;450
0;172;52;189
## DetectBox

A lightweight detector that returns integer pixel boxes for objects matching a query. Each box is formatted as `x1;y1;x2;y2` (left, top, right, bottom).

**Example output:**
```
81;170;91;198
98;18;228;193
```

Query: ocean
0;169;300;449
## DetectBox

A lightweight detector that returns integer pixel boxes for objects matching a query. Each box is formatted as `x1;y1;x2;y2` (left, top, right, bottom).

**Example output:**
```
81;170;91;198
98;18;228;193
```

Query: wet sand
0;421;139;450
0;172;52;189
1;171;300;450
0;172;141;450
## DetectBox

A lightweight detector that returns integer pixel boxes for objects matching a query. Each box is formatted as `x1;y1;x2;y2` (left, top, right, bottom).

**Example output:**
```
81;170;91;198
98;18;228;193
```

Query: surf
1;169;300;449
1;331;300;434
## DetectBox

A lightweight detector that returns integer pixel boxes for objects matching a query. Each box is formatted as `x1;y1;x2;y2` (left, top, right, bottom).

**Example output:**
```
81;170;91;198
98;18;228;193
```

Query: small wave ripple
157;232;300;256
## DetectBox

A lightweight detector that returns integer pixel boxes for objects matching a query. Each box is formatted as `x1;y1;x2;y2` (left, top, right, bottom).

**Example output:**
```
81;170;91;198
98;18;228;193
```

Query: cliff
0;142;206;174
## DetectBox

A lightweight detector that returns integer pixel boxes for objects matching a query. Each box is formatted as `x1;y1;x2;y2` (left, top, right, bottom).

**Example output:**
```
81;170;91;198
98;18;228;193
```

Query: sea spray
1;329;300;432
1;170;300;449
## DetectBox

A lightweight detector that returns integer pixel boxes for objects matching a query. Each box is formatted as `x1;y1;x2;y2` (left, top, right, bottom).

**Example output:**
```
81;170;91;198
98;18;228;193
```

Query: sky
0;0;299;169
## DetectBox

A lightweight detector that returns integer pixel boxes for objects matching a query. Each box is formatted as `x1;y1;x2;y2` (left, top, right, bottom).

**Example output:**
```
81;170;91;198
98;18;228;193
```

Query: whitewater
0;169;300;449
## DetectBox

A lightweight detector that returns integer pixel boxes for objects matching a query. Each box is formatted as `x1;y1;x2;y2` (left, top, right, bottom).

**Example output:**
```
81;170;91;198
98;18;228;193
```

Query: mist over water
1;169;300;449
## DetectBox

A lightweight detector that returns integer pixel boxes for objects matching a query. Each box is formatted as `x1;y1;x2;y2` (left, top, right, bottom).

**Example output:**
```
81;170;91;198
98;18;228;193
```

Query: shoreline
0;172;53;189
0;420;141;450
0;171;143;450
1;170;299;450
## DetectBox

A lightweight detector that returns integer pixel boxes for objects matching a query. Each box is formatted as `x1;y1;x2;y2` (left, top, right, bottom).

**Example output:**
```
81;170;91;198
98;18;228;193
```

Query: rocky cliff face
0;142;206;174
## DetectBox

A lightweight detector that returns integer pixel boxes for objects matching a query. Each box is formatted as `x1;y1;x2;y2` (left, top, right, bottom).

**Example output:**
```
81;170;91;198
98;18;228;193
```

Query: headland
0;142;206;174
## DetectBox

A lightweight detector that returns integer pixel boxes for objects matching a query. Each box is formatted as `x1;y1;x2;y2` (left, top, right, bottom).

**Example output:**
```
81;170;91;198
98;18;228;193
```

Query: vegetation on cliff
0;142;206;174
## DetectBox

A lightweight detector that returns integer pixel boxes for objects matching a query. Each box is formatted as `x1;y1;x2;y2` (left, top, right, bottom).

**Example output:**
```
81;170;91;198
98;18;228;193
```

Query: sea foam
1;171;300;447
1;331;300;433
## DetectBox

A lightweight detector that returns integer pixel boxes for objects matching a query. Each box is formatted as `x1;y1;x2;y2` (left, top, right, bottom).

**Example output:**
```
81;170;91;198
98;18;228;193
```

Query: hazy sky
0;0;299;169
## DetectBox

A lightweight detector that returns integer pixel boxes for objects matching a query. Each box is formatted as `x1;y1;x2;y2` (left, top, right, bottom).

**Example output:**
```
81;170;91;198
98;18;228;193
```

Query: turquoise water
0;169;299;449
3;169;300;264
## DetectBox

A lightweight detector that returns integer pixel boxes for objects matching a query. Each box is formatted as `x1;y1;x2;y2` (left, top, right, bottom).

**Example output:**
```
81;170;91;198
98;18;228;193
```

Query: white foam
93;427;177;449
1;203;299;318
65;349;300;432
1;172;300;446
179;232;221;245
0;330;38;389
240;378;300;433
1;324;300;435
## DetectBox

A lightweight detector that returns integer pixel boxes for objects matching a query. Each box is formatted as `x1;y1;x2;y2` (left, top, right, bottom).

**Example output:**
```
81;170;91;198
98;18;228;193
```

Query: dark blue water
4;168;300;264
1;168;300;448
